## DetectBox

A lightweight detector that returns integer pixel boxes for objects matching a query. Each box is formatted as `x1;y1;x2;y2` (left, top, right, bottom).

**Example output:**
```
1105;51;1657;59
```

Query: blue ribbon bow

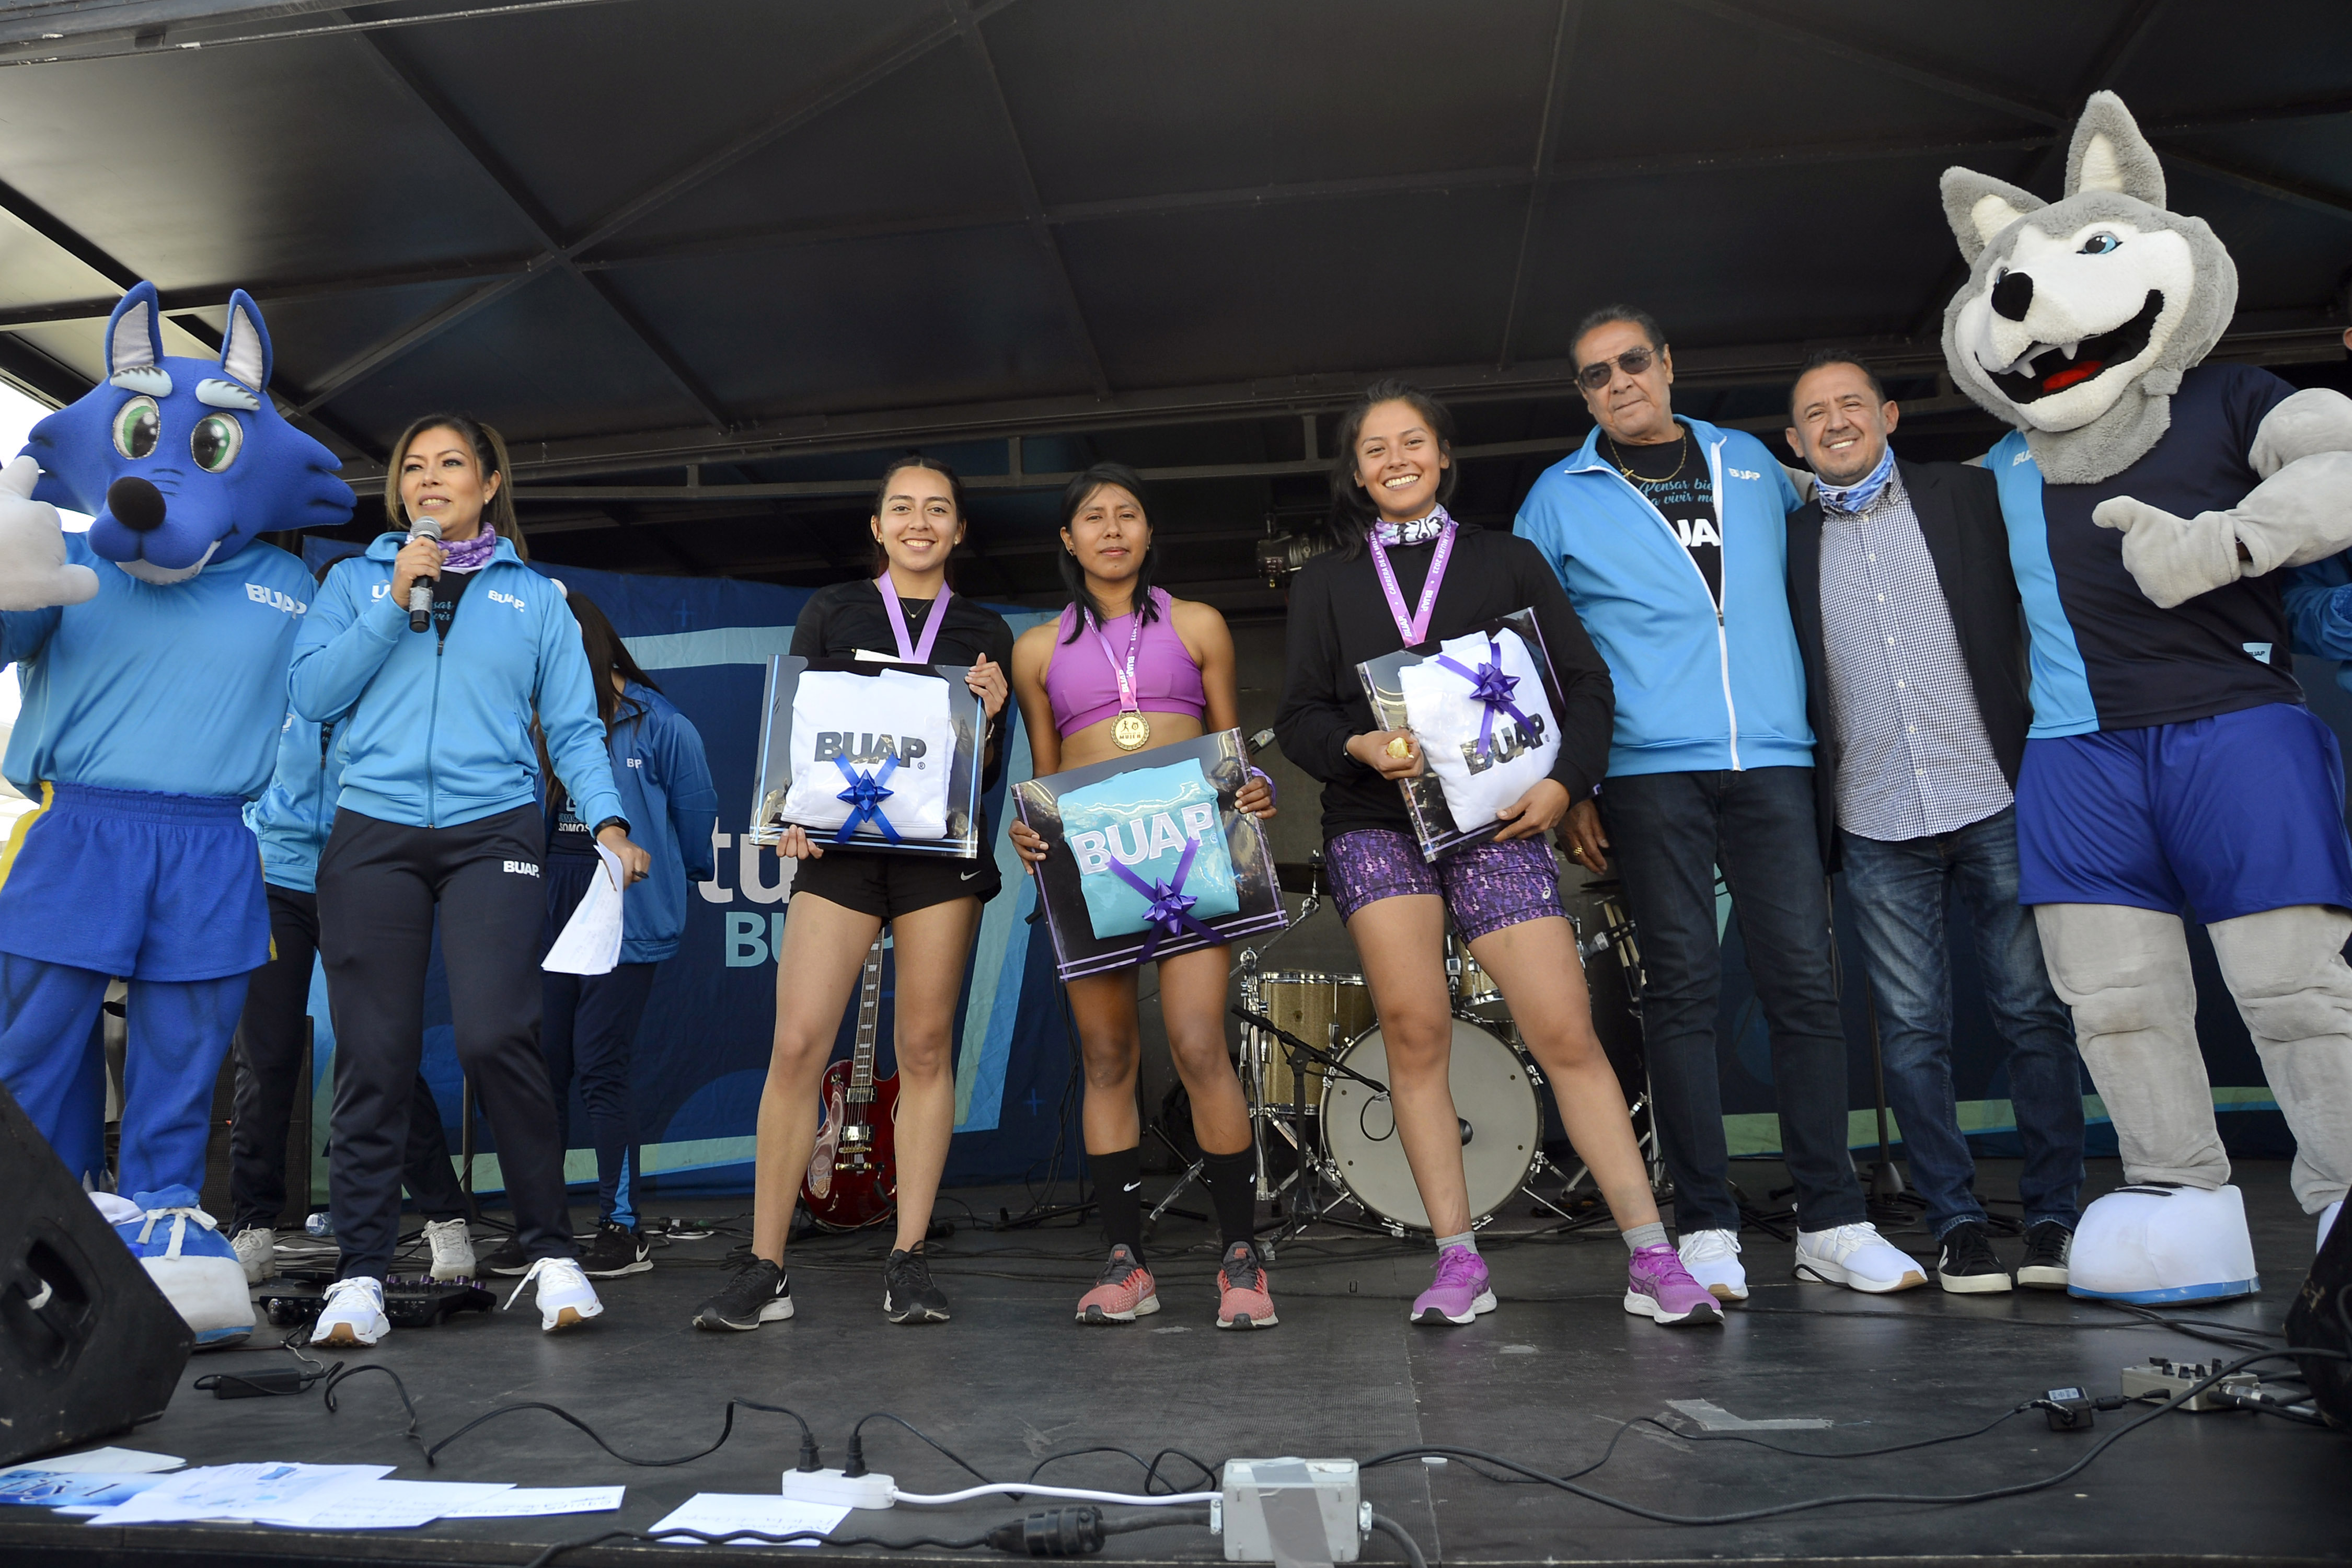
1433;639;1538;761
1103;838;1220;961
832;752;902;844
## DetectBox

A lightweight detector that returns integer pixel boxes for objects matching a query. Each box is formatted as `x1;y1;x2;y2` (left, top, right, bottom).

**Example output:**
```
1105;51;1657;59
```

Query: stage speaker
2287;1212;2352;1429
0;1080;192;1468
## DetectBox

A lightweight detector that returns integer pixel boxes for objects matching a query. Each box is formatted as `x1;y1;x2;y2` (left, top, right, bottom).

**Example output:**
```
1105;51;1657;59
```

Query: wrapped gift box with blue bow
748;655;986;858
1014;729;1285;980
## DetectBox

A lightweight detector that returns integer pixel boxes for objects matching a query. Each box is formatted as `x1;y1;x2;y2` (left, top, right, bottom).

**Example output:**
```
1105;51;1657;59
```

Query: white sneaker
314;1276;390;1347
1795;1221;1928;1293
2321;1200;2341;1253
1677;1228;1748;1302
422;1217;477;1282
503;1256;603;1332
230;1227;275;1284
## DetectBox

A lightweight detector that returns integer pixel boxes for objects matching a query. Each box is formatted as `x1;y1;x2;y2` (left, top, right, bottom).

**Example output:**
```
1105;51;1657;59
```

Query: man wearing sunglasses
1515;306;1921;1304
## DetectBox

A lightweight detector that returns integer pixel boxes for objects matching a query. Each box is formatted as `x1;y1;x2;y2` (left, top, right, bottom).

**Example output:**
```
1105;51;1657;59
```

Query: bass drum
1320;1019;1540;1231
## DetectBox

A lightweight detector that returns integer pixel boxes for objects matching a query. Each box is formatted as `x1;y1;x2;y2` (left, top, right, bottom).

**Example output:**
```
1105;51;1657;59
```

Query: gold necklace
1605;426;1688;487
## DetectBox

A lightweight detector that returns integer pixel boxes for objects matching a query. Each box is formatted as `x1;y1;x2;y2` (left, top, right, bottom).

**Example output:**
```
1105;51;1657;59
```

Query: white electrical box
1216;1457;1365;1564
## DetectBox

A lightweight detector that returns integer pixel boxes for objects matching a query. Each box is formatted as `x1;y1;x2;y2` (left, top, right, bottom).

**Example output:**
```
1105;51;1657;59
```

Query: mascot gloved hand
0;455;99;610
1941;93;2352;1303
0;282;353;1346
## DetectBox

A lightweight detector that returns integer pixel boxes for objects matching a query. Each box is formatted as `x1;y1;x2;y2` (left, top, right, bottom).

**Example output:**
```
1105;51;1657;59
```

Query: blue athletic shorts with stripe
0;782;270;981
2015;702;2352;923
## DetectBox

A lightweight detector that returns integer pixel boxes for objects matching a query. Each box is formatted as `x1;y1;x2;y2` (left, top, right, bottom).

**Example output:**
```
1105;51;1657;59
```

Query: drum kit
1151;850;1662;1246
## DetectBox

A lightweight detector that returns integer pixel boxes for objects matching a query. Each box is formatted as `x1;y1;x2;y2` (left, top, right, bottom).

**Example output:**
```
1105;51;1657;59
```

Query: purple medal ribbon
1103;837;1219;962
1367;512;1456;647
876;572;952;662
1433;638;1538;760
1085;591;1154;722
832;752;901;844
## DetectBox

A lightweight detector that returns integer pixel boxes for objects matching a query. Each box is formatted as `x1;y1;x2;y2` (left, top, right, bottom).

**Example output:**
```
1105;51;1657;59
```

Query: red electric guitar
802;933;899;1230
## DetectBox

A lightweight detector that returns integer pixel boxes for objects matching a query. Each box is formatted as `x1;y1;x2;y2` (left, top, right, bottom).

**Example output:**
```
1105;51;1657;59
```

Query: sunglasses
1576;345;1662;391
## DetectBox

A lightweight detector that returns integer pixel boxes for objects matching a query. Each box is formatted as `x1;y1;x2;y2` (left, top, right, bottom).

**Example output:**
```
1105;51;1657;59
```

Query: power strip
780;1468;896;1509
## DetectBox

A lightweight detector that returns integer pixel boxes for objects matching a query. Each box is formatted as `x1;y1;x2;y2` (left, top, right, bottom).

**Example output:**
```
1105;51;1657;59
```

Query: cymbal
1273;860;1325;894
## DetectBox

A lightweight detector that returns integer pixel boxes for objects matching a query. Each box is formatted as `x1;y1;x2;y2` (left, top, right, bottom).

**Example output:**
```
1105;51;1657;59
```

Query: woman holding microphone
291;413;649;1347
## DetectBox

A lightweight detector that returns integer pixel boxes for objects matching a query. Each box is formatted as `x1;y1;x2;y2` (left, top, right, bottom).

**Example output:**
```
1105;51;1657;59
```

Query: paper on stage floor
649;1493;850;1546
442;1485;625;1518
0;1469;170;1510
80;1463;394;1525
543;842;625;975
245;1479;518;1529
24;1447;182;1473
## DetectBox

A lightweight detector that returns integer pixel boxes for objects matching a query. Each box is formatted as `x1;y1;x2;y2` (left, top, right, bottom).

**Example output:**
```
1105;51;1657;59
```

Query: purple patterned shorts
1323;828;1566;941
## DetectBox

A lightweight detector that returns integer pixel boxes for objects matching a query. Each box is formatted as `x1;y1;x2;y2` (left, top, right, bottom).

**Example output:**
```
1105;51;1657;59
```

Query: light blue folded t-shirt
1057;757;1241;940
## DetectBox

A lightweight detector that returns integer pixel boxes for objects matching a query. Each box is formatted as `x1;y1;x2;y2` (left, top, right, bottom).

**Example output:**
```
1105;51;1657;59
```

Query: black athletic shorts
789;845;1001;919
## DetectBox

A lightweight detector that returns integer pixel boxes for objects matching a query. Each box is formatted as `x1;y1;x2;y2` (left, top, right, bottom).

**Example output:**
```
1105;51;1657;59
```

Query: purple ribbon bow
1103;838;1220;962
1433;639;1538;761
832;753;902;844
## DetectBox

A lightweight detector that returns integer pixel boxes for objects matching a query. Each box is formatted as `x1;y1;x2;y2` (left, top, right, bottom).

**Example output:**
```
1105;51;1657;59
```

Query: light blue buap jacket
1513;418;1812;778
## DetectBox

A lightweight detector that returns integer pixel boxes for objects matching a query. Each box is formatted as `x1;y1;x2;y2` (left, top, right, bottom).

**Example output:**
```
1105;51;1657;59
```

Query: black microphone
407;514;441;632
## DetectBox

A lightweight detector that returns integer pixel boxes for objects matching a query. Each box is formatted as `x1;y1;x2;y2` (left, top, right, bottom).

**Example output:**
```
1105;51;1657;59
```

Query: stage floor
8;1158;2346;1567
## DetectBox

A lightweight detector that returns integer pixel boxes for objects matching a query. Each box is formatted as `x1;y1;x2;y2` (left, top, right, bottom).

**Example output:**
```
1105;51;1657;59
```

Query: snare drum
1249;971;1377;1111
1320;1019;1540;1230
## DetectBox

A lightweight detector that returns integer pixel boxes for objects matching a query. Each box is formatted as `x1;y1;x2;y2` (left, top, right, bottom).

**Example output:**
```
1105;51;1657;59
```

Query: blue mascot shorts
2016;702;2352;923
0;782;270;980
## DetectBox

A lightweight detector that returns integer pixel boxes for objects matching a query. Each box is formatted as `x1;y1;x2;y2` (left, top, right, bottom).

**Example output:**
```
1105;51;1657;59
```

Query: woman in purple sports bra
1009;462;1281;1331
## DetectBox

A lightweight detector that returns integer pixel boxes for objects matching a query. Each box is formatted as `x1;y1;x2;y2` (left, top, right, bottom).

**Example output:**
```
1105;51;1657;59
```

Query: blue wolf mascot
0;282;353;1343
1940;95;2352;1300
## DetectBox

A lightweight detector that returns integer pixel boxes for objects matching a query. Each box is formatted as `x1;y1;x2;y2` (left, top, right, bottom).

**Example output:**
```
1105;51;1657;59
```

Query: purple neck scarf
440;525;499;573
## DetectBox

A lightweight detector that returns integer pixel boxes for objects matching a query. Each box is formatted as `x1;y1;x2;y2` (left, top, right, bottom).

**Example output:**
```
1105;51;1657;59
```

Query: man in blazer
1783;349;2085;1294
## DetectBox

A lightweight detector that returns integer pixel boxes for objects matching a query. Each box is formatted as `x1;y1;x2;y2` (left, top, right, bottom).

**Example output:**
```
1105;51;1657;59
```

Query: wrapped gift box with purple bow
748;654;986;858
1014;729;1285;981
1357;606;1568;862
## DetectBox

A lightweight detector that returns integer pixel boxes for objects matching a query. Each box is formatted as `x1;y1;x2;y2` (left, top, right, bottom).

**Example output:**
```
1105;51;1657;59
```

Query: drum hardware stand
1229;1005;1399;1251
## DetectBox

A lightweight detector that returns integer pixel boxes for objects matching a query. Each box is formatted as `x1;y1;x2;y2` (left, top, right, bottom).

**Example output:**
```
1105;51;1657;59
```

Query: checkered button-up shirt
1817;469;2012;843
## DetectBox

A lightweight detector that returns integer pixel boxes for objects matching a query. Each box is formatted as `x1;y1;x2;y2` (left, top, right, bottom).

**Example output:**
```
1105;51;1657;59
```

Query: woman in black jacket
1274;381;1716;1331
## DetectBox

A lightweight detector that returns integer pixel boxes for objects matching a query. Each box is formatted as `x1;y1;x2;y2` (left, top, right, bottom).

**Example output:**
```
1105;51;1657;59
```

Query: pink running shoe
1216;1240;1278;1330
1410;1245;1496;1325
1624;1244;1725;1326
1075;1244;1159;1324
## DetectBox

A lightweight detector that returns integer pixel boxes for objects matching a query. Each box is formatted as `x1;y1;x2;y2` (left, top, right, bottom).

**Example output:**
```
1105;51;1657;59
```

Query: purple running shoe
1623;1244;1724;1326
1410;1245;1496;1325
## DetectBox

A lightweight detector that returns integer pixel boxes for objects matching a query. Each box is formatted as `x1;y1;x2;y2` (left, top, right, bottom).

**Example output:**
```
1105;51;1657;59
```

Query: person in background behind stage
1275;380;1722;1329
1007;462;1281;1329
691;455;1012;1332
1781;350;2085;1294
482;590;715;1283
290;413;651;1347
1516;306;1922;1301
226;559;481;1289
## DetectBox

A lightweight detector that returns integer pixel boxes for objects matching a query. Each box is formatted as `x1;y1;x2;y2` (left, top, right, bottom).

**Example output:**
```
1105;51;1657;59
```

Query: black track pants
229;883;470;1235
318;806;573;1281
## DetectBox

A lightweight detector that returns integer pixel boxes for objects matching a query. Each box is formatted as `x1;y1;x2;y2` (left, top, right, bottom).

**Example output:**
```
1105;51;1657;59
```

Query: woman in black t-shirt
1275;382;1719;1331
690;455;1012;1334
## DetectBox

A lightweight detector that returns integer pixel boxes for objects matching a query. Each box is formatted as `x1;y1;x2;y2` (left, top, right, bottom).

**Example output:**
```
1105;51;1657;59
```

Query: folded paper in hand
543;843;625;976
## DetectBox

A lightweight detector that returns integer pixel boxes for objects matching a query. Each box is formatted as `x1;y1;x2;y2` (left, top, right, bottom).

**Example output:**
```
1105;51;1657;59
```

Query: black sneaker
579;1221;652;1278
883;1248;951;1324
2016;1221;2072;1290
482;1235;530;1277
692;1257;792;1331
1935;1220;2013;1294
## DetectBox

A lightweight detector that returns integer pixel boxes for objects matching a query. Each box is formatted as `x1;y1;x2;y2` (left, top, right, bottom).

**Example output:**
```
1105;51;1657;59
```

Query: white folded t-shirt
780;667;955;840
1395;626;1560;832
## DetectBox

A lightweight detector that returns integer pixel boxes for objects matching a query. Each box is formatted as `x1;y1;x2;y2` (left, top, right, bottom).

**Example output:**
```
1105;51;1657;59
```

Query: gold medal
1113;711;1152;751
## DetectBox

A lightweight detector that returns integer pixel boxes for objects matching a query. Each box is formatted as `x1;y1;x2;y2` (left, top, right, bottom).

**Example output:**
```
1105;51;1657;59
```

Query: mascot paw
114;1184;256;1348
0;455;98;610
2068;1183;2259;1303
2091;493;2241;609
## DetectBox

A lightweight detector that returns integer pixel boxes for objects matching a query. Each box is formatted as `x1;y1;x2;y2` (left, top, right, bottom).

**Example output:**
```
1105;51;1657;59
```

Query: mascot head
21;282;354;582
1939;92;2236;484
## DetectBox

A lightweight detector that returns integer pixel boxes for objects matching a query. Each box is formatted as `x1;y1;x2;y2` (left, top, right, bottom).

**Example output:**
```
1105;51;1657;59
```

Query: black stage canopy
2;0;2348;612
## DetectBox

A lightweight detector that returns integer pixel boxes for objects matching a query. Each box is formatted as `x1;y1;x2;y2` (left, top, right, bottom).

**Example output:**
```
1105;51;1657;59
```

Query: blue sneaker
115;1186;255;1348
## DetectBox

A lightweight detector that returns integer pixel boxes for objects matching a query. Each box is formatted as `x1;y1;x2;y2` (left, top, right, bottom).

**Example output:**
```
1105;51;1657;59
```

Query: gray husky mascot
1940;92;2352;1301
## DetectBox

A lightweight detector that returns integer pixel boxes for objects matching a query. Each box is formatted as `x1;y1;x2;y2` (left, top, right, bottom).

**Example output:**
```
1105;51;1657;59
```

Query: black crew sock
1200;1147;1259;1250
1094;1146;1144;1262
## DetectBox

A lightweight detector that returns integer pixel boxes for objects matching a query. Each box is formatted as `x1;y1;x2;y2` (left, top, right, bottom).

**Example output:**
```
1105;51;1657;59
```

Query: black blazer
1784;457;2031;870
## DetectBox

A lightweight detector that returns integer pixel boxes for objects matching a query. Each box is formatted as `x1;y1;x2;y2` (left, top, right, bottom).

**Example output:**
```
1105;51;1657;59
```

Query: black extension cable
421;1398;820;1471
518;1507;1209;1568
